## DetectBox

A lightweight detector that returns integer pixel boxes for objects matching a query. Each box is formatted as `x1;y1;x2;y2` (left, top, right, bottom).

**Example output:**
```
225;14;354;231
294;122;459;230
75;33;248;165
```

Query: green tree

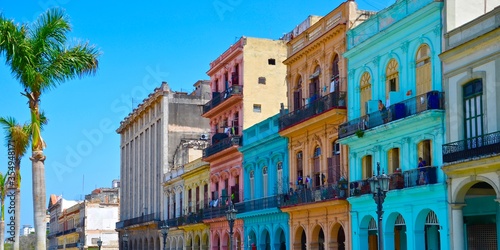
0;116;45;250
0;9;100;249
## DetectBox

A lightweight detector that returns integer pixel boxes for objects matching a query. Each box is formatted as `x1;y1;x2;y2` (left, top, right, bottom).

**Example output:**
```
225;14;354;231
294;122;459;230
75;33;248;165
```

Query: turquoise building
238;114;289;249
338;0;449;249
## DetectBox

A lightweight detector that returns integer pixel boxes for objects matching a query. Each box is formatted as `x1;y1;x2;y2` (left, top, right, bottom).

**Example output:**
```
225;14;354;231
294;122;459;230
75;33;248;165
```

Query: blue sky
0;0;392;228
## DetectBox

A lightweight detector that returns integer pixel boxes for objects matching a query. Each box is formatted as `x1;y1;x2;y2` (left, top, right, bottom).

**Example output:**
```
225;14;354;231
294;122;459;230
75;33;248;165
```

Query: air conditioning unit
200;134;209;140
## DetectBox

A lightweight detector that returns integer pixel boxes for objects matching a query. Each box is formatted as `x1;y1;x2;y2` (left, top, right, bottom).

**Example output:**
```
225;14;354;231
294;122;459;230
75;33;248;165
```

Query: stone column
451;204;466;250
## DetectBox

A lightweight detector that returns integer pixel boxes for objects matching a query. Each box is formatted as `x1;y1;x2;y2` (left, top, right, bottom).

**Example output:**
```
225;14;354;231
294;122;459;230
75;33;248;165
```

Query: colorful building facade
440;5;500;250
239;114;289;249
202;36;288;249
277;1;370;249
339;0;449;249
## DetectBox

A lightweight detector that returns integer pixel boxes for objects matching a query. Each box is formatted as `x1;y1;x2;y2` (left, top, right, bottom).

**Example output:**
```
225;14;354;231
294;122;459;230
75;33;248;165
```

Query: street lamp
368;162;390;250
97;237;102;250
122;233;129;250
161;223;169;250
226;203;237;250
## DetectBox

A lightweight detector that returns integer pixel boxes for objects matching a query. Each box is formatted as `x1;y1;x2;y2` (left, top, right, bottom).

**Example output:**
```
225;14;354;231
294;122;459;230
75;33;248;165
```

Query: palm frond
42;42;99;90
0;116;31;158
0;116;17;144
31;8;70;64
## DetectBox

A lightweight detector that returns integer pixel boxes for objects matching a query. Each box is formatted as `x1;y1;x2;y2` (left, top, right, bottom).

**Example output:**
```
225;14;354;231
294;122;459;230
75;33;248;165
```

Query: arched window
386;59;399;101
263;166;268;197
249;170;255;200
277;162;283;194
293;76;303;110
328;141;341;184
309;65;321;101
360;72;372;115
416;44;432;95
362;155;373;179
387;148;400;173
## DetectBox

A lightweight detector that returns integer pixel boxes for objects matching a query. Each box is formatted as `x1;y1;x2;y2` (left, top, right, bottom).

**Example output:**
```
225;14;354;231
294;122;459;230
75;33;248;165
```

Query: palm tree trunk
0;220;5;250
13;187;20;250
31;150;46;250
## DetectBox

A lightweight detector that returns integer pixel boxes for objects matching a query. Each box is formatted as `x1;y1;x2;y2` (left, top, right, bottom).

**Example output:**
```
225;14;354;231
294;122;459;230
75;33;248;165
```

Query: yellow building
278;1;373;249
180;158;211;249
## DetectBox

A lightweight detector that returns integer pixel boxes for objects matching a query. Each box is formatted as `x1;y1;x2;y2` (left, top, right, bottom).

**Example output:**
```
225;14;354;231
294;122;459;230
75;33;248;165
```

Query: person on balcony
379;100;388;123
418;157;427;185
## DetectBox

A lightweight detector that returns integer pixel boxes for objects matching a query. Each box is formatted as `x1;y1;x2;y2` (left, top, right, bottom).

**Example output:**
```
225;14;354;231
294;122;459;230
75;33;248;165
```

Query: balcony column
496;199;500;250
451;203;466;250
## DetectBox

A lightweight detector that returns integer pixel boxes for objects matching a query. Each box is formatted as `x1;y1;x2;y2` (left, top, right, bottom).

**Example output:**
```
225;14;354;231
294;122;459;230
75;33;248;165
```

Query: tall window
386;59;399;100
332;54;340;80
418;140;432;166
296;151;303;187
277;162;283;194
293;77;303;111
362;155;373;179
416;44;432;95
360;72;372;116
314;146;321;188
463;79;484;147
263;167;268;197
232;64;239;85
328;141;341;184
309;66;321;101
233;112;239;135
250;171;255;200
387;148;400;173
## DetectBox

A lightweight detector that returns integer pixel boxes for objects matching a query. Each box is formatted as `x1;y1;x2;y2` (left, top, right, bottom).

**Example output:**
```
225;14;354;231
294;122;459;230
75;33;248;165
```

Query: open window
362;155;373;179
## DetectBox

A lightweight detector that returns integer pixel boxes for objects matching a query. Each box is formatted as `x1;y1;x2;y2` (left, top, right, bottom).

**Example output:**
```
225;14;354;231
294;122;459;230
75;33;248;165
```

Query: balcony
203;136;242;159
234;196;279;214
339;91;444;139
166;210;204;227
202;85;243;115
279;91;346;131
443;131;500;163
115;213;160;229
280;183;347;207
349;166;438;197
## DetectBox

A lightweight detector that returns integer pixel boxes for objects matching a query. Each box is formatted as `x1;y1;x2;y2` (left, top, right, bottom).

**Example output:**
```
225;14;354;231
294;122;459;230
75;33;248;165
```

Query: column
496;199;500;250
451;204;465;250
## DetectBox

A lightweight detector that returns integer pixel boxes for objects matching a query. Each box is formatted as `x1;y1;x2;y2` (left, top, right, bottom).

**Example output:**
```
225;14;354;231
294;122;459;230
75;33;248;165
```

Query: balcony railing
203;203;231;220
339;91;445;139
166;210;205;227
116;213;160;229
203;85;243;114
203;136;242;158
279;91;346;131
442;131;500;163
235;195;279;214
350;166;438;197
280;183;347;207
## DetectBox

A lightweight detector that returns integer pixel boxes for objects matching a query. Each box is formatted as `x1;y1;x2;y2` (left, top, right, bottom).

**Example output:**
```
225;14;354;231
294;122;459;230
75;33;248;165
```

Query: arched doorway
274;227;286;250
202;233;209;250
194;234;200;250
301;230;307;250
368;218;378;250
394;214;407;250
337;226;345;250
248;231;257;249
213;233;220;250
260;229;271;250
424;211;440;250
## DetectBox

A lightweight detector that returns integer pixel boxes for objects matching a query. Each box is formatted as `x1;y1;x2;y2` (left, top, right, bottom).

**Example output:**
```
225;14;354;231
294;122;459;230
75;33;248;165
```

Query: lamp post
122;233;128;250
161;223;169;250
97;237;102;250
368;162;390;250
226;203;237;250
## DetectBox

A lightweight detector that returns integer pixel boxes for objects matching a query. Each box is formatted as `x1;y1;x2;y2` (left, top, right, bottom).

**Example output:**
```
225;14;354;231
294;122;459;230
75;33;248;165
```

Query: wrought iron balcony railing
203;136;242;158
234;195;279;214
442;131;500;163
116;213;160;229
279;91;346;131
203;85;243;114
339;91;445;139
279;183;347;207
350;166;438;197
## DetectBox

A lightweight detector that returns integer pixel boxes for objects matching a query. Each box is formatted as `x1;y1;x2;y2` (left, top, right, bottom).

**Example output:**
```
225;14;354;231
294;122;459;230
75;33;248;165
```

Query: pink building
201;36;287;249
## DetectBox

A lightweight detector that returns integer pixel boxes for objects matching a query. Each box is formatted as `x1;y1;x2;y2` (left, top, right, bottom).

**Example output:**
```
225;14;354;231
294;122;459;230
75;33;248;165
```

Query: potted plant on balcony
338;176;348;198
355;129;364;138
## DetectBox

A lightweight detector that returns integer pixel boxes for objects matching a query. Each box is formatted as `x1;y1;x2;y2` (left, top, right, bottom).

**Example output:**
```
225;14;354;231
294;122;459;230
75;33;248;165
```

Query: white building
440;4;500;250
21;225;34;236
116;81;210;250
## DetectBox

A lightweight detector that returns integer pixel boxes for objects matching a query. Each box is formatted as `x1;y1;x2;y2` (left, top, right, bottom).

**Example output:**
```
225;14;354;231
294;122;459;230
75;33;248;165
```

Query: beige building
278;1;373;249
48;181;120;250
116;81;210;250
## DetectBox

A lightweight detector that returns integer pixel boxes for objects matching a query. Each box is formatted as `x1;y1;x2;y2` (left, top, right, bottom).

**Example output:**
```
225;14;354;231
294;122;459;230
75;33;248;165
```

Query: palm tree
0;9;99;249
0;172;7;250
0;117;38;250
